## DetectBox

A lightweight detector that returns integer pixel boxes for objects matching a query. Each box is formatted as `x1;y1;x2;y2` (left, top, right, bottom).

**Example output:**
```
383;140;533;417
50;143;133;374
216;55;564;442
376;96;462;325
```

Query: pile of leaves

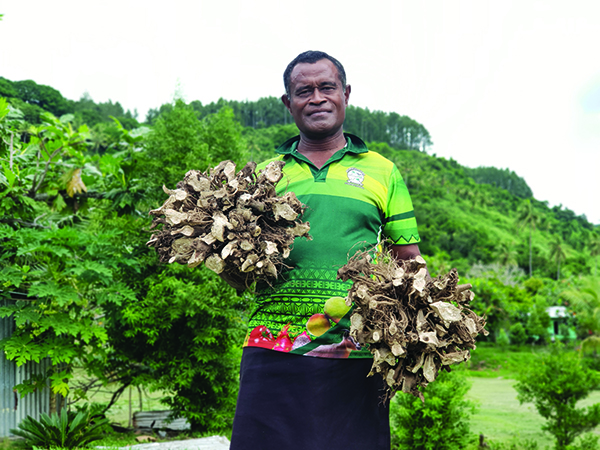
146;160;311;289
337;250;487;401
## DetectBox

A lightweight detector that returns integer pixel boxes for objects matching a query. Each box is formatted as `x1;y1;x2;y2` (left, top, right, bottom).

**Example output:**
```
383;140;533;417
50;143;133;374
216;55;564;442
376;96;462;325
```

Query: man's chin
300;127;342;140
300;121;340;137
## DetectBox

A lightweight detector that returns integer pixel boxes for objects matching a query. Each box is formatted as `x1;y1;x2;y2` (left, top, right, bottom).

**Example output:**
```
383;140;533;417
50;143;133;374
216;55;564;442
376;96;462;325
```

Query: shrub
509;322;528;345
526;298;551;343
485;437;539;449
10;409;109;449
497;328;510;348
514;344;600;449
390;367;477;450
567;433;600;450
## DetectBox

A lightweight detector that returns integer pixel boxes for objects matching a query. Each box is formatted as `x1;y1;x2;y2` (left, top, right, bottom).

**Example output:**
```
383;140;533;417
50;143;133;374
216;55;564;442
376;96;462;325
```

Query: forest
1;76;600;443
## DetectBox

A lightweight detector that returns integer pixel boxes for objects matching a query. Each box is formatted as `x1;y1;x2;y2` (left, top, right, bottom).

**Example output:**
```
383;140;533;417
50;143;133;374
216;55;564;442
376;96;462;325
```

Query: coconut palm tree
549;235;567;280
496;241;518;267
516;199;542;277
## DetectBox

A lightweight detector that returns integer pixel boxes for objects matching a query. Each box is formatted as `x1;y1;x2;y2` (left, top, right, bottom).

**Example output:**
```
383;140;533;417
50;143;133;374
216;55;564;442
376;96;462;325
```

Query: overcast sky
1;0;599;224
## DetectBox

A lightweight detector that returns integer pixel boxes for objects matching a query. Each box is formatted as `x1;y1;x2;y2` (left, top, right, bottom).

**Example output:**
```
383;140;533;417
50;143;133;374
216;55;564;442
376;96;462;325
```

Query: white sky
1;0;599;224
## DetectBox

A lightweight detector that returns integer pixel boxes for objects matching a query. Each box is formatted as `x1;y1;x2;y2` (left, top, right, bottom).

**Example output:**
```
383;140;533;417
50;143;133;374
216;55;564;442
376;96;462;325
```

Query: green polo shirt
244;133;420;358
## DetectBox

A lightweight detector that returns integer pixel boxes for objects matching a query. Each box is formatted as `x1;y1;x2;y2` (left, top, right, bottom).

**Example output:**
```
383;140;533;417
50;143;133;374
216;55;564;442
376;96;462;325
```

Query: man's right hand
218;271;248;295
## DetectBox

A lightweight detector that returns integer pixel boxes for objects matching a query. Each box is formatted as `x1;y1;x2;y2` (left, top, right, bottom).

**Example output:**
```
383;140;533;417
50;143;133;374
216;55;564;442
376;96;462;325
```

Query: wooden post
128;386;132;428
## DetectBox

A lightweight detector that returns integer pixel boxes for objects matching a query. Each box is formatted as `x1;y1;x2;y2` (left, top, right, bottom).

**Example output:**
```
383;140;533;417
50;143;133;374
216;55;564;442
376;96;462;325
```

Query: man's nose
310;88;326;104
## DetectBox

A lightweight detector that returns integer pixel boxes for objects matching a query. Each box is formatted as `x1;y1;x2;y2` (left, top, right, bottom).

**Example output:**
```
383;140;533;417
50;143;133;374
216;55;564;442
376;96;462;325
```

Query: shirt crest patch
345;167;365;188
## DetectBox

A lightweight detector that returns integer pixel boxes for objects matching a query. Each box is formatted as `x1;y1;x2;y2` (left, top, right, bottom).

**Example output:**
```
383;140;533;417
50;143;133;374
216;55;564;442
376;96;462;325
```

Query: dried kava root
146;160;311;289
337;250;487;401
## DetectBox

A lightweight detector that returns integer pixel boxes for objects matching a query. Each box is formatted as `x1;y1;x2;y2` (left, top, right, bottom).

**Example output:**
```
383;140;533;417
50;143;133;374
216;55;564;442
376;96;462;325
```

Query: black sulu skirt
229;347;390;450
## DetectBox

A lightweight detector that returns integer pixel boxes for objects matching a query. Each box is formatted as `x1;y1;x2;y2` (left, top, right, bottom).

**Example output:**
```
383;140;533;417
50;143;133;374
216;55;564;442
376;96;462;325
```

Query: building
1;298;56;438
546;305;577;342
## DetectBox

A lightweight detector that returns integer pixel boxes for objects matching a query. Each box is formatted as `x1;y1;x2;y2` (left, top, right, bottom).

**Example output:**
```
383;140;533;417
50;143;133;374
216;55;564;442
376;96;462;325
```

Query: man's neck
297;129;346;169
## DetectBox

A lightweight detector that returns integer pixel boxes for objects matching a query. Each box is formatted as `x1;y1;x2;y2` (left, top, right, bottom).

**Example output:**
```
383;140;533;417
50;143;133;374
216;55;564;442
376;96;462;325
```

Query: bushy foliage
390;368;477;449
464;165;533;199
183;96;433;151
0;98;247;430
139;100;246;201
515;344;600;449
527;298;552;343
485;437;539;450
509;322;528;345
10;409;109;449
2;76;600;440
104;247;246;433
497;328;510;348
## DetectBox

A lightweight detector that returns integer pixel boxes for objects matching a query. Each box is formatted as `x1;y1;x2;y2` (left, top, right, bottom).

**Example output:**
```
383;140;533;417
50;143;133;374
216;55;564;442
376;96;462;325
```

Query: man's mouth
308;110;330;116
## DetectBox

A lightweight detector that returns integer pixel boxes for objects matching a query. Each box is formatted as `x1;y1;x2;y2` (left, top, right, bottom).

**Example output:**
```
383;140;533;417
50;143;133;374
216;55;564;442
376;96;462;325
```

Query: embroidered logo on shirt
345;167;365;188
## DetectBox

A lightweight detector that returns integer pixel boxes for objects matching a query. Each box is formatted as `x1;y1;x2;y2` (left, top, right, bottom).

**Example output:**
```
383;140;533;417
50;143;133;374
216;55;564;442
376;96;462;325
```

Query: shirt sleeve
382;165;420;245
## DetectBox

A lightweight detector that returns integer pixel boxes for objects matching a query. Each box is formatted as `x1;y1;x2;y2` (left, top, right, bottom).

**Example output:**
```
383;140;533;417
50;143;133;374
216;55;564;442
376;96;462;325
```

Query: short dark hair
283;50;347;98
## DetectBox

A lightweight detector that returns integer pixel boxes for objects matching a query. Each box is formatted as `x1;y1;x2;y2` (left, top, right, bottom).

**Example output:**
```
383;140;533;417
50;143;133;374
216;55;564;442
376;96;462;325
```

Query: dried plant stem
337;249;487;401
147;160;311;289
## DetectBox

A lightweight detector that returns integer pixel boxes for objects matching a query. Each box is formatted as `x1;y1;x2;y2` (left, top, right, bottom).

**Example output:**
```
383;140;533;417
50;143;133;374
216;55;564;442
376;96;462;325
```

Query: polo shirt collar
275;133;368;158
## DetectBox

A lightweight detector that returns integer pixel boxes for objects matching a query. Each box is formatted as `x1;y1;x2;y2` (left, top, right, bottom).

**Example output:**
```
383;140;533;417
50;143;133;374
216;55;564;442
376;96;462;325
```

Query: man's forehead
290;59;340;86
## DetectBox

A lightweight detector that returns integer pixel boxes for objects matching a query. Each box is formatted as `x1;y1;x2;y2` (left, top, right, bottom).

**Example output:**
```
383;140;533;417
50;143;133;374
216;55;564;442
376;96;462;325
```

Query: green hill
2;83;600;437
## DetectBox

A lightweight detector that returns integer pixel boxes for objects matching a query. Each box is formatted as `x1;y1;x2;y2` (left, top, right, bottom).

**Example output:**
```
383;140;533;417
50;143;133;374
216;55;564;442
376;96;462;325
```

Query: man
229;51;421;450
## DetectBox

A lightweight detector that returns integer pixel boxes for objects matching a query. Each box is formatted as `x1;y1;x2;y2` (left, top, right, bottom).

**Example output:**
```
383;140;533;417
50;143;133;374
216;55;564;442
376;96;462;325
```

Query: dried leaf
66;168;87;197
272;202;298;221
147;160;311;290
337;247;488;401
205;254;226;274
430;301;462;324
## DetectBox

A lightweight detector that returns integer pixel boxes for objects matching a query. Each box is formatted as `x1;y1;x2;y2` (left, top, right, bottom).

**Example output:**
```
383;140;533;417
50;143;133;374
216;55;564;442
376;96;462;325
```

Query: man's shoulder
347;144;397;172
345;134;394;162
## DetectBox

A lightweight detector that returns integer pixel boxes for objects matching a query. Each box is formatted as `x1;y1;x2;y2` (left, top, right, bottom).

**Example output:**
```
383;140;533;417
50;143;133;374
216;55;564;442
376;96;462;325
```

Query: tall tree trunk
529;226;533;277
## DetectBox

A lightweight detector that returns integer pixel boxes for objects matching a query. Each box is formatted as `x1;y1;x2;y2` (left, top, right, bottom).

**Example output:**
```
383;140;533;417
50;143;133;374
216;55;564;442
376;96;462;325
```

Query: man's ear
344;85;351;107
281;94;292;113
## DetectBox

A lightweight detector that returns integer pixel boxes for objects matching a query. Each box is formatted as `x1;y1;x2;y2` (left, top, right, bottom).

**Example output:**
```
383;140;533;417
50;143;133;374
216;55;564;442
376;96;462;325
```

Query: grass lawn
465;343;600;448
468;376;600;447
6;344;597;449
84;385;166;427
468;376;552;447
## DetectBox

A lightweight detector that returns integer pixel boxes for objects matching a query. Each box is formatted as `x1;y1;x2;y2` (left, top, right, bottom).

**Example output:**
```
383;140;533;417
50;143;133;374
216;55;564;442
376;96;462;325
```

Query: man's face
282;59;351;139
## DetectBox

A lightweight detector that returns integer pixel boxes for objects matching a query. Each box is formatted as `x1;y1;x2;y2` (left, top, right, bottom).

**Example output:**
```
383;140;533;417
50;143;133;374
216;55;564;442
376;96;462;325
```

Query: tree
104;101;250;431
0;106;142;398
561;277;600;340
139;100;246;200
390;368;477;449
495;241;518;266
589;233;600;276
464;166;533;199
514;345;600;449
517;199;542;276
509;322;528;346
526;297;551;343
549;235;567;280
103;255;245;433
0;100;247;431
13;79;71;117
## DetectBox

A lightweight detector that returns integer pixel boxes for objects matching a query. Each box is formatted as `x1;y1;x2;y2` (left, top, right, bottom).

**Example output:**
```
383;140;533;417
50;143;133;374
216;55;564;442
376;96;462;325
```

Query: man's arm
390;243;422;262
391;243;432;282
392;243;472;291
